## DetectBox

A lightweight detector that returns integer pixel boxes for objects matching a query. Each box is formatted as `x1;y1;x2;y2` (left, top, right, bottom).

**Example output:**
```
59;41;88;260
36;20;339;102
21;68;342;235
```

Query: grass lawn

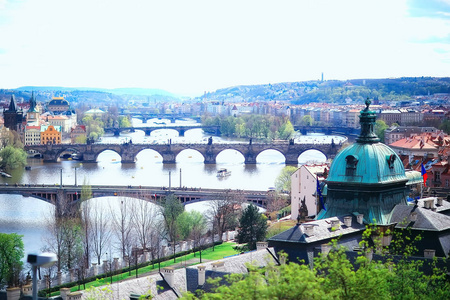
51;242;239;295
266;219;296;238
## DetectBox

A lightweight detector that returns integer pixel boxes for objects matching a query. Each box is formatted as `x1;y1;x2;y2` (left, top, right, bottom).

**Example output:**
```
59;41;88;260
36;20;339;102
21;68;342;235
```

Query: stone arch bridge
0;184;270;213
25;141;340;164
104;125;220;137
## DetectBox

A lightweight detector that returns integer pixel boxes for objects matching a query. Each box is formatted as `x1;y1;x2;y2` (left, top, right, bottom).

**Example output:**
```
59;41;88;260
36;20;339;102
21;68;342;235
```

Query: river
0;118;346;257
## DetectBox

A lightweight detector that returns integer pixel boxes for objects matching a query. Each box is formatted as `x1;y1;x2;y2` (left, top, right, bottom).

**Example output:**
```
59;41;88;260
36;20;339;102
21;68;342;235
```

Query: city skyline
0;0;449;96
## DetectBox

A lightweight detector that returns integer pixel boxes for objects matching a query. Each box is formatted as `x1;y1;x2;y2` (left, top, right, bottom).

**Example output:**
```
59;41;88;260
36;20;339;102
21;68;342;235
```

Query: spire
8;95;17;112
356;98;380;144
29;92;37;112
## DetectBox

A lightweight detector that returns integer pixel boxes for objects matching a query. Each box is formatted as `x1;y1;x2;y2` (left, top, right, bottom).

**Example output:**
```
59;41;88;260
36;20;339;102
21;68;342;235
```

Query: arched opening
176;149;204;163
97;150;122;164
256;149;285;164
136;149;163;164
298;149;327;164
216;149;245;164
57;148;82;161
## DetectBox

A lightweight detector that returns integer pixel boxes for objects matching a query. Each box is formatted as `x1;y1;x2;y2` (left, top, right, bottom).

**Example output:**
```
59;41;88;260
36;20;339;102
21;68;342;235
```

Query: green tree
236;204;268;251
0;145;27;169
375;119;389;142
278;119;294;140
299;115;314;126
118;116;132;128
0;233;24;288
159;194;184;262
274;166;297;192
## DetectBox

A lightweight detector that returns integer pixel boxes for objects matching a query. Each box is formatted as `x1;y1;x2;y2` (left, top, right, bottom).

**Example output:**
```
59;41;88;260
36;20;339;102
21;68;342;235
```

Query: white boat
217;168;231;177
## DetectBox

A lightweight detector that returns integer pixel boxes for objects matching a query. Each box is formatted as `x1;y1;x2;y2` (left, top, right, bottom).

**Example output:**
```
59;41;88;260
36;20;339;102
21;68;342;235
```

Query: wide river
0;118;346;257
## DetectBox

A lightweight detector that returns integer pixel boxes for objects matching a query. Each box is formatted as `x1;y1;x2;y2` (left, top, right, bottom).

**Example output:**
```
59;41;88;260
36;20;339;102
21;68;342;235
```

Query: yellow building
40;125;62;144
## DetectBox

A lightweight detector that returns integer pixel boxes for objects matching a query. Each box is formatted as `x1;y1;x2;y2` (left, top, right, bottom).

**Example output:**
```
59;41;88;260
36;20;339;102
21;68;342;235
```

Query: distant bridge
294;125;360;136
119;111;201;123
104;125;220;137
0;184;270;210
25;141;341;164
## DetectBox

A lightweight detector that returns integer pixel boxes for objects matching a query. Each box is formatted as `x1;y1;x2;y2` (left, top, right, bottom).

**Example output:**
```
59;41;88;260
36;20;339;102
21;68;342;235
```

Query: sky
0;0;449;96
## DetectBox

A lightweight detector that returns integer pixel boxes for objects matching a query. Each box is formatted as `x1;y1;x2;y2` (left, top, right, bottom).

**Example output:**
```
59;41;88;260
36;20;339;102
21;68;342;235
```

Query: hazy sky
0;0;449;96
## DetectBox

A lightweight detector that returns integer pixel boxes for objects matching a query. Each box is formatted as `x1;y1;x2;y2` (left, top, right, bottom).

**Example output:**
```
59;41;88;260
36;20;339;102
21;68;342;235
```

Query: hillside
198;77;450;104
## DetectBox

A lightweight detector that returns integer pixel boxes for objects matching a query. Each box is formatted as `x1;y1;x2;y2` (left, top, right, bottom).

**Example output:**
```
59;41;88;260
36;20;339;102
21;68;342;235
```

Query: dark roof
269;215;366;244
390;205;450;231
48;99;69;106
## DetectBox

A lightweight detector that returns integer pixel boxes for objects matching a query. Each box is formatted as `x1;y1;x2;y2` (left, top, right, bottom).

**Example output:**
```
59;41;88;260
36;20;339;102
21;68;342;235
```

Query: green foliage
0;145;27;169
299;115;314;126
81;179;92;201
274;166;297;192
159;194;184;261
118;116;132;128
183;226;450;300
0;233;24;288
81;115;104;141
83;282;113;300
202;115;296;140
375;120;389;142
236;204;268;250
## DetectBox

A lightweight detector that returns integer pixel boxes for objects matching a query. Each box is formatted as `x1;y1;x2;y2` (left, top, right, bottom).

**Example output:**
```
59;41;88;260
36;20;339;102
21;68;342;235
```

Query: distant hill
197;77;450;104
15;86;176;97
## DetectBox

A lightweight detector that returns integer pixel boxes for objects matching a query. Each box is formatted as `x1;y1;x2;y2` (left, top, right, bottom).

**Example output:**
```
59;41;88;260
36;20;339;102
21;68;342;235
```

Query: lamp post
74;167;77;186
60;168;62;189
27;253;57;300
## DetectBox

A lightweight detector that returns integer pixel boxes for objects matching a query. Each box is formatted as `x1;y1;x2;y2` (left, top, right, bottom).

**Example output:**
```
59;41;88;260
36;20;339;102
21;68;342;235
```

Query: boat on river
0;171;11;178
217;168;231;177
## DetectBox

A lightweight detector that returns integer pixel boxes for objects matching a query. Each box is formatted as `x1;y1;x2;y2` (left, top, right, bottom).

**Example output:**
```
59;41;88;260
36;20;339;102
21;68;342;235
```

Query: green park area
48;242;238;296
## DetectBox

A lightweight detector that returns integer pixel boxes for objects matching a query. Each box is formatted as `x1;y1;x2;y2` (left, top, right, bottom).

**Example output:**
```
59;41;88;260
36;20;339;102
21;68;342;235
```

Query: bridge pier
244;152;257;164
113;129;120;137
179;129;185;137
145;129;152;136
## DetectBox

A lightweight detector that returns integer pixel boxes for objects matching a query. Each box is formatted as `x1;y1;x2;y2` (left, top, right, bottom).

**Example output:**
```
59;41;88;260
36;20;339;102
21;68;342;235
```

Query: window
345;155;358;176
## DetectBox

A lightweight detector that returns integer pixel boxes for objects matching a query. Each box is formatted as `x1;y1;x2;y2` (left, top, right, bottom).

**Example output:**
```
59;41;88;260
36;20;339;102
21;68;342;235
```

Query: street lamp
74;167;78;186
60;168;63;189
27;252;57;300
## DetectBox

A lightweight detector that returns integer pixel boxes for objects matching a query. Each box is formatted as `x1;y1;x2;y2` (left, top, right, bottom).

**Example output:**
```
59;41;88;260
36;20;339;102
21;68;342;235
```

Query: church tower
3;95;24;131
26;92;40;124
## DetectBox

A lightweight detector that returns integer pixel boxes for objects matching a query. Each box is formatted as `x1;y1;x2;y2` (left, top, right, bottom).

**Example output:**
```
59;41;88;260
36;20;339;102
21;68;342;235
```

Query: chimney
424;249;436;259
437;198;443;206
344;216;352;227
356;214;364;224
330;219;340;230
197;265;206;286
212;261;225;272
321;244;331;257
256;241;268;251
163;267;175;288
424;199;434;209
303;225;314;236
409;212;418;222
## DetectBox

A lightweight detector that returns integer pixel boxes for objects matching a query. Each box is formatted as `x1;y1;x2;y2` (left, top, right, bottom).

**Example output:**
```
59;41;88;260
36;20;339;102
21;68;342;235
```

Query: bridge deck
0;184;270;207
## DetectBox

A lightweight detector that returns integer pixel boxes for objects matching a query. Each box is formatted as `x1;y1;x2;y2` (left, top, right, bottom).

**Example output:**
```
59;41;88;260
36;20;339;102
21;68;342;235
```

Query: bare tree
87;200;112;265
207;190;244;242
111;197;134;259
131;198;158;251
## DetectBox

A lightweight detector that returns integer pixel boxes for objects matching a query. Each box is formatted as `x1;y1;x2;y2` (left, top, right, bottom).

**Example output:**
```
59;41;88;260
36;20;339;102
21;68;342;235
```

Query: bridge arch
95;149;123;162
216;149;245;163
298;149;327;164
135;149;163;163
256;149;286;163
175;149;205;162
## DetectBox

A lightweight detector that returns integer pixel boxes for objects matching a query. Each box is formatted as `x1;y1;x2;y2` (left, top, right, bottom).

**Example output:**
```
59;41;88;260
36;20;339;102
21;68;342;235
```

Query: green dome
327;142;408;185
317;99;408;225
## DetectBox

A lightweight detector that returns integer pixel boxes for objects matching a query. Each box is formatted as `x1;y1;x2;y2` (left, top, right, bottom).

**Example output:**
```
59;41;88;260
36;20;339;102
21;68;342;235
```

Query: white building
291;164;328;221
24;125;41;145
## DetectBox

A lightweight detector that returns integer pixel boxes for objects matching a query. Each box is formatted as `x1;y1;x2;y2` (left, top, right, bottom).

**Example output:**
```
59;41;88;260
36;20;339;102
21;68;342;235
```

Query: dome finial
365;97;371;110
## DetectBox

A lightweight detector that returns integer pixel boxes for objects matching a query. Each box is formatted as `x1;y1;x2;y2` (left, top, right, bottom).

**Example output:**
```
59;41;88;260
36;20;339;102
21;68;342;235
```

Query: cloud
407;0;450;19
